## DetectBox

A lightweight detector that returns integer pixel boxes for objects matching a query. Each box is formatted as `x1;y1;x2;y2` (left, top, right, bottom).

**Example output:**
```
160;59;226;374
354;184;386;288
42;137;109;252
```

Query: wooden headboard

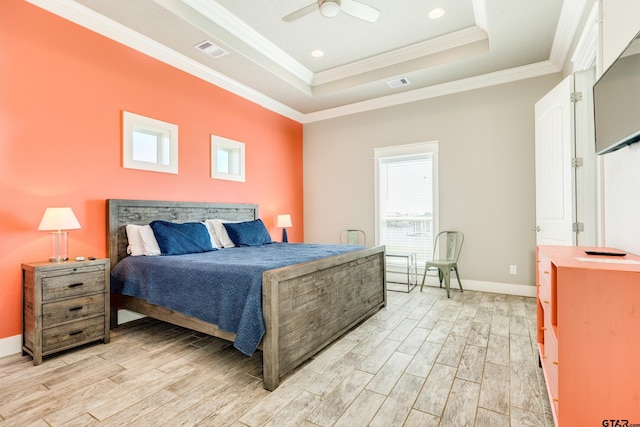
107;199;259;269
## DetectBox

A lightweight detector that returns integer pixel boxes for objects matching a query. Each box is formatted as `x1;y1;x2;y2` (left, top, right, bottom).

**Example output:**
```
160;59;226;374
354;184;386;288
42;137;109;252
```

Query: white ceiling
28;0;590;122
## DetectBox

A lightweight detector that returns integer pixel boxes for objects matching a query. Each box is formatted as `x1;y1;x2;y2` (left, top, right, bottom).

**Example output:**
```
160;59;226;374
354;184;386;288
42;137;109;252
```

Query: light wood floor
0;285;554;426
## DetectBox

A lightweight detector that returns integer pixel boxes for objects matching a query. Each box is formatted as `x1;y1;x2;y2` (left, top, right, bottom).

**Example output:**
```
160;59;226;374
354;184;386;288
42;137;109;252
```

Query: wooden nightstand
22;258;110;365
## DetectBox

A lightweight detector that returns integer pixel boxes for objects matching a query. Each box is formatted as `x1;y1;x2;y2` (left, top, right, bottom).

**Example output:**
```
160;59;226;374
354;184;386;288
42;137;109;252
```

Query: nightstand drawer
42;267;105;301
43;316;105;353
43;294;105;326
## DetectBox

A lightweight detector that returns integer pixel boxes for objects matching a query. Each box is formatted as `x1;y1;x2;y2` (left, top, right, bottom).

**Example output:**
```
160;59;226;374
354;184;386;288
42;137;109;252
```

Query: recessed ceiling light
429;7;446;19
311;49;325;58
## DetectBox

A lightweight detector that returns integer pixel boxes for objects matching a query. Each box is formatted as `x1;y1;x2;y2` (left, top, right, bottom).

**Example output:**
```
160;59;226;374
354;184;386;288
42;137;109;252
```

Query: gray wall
303;74;560;288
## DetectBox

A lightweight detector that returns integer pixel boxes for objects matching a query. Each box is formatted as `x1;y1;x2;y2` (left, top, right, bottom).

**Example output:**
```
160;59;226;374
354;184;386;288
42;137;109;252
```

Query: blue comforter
110;243;363;356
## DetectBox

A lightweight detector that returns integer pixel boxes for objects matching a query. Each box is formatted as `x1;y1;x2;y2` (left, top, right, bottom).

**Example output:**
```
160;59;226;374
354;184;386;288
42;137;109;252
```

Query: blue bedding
110;243;364;356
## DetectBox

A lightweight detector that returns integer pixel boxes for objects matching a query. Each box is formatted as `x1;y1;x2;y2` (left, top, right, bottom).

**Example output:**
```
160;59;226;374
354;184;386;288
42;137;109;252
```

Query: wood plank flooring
0;286;554;426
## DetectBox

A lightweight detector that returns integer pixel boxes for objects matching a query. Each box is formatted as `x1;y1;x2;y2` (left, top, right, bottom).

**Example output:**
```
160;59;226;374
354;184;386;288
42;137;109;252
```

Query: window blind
378;153;434;266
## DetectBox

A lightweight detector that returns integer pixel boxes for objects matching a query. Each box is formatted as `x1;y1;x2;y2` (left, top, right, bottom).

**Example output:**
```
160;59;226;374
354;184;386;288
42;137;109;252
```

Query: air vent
387;78;411;88
194;40;228;59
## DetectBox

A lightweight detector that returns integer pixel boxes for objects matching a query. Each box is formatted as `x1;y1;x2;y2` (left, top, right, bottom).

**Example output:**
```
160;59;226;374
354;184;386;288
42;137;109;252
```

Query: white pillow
125;224;145;256
202;221;221;249
125;224;161;256
204;219;239;248
139;225;161;256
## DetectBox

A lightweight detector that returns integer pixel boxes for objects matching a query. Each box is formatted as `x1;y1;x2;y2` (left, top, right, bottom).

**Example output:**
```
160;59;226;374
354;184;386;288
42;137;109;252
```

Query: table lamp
38;207;81;262
276;214;292;243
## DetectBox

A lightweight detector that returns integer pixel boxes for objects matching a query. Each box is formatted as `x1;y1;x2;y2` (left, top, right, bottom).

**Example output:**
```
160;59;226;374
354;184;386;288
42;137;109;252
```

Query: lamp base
282;228;288;243
49;231;69;262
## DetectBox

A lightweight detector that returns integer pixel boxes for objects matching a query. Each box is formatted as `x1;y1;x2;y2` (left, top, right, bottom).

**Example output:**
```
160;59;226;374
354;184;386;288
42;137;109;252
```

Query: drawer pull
543;271;549;274
69;306;83;312
553;361;558;365
553;398;559;402
541;327;547;331
544;300;550;304
68;282;84;288
69;330;83;336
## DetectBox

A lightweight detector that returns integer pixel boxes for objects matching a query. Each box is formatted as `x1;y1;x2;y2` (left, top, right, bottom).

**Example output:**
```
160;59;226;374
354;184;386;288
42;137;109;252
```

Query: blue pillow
223;219;273;246
149;220;215;255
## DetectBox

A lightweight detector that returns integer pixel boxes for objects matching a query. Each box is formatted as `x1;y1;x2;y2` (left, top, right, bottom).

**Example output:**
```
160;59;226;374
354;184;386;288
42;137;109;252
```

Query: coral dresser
537;245;640;426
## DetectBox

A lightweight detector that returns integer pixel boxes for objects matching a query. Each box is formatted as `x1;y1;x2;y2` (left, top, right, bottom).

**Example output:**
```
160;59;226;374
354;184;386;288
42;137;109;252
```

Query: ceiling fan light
320;0;341;18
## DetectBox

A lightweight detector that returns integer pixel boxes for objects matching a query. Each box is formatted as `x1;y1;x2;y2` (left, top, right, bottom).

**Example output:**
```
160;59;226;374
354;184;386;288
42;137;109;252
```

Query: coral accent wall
0;1;303;341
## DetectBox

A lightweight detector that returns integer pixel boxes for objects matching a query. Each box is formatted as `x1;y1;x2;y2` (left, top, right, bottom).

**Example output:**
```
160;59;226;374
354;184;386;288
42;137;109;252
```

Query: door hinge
573;222;584;232
571;157;584;167
570;92;583;102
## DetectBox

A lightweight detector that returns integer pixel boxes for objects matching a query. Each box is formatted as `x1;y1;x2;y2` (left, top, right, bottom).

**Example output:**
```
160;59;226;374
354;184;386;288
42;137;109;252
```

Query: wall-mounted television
593;31;640;155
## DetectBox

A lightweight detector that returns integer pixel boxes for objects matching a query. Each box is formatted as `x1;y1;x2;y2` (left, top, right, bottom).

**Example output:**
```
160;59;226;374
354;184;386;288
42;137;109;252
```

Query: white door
535;75;575;245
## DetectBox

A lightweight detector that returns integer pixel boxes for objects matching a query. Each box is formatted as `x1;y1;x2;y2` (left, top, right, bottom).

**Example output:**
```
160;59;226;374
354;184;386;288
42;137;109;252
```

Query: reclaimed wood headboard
107;199;259;269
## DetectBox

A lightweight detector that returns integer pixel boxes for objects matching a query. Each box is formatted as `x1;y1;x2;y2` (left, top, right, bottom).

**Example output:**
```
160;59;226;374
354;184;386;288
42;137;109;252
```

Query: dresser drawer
542;313;559;416
42;267;105;301
538;256;551;306
42;316;105;353
42;294;105;326
538;255;557;326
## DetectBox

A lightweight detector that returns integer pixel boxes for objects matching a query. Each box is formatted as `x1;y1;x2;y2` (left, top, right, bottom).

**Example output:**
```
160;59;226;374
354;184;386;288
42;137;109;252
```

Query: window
122;111;178;174
375;142;438;270
211;135;245;182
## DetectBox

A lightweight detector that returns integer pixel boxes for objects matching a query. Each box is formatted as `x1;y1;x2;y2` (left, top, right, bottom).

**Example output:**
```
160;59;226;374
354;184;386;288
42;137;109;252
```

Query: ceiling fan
283;0;380;23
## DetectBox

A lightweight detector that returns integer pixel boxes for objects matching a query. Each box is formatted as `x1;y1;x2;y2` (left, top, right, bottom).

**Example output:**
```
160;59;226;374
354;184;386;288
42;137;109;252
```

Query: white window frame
211;135;245;182
122;111;178;174
374;141;439;274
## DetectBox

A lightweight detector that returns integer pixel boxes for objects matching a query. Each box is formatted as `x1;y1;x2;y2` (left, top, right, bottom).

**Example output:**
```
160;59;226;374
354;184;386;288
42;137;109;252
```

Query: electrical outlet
509;265;517;275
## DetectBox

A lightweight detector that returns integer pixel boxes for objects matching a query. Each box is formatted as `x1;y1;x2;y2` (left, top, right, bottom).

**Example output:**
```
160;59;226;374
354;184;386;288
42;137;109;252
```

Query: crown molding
549;0;589;69
182;0;314;84
301;61;561;123
314;26;489;85
26;0;305;122
571;1;598;71
27;0;574;125
472;0;488;32
184;0;489;89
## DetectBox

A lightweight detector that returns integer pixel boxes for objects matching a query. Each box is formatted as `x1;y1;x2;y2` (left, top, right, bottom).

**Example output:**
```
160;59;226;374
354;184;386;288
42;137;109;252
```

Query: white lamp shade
276;214;292;228
38;207;81;231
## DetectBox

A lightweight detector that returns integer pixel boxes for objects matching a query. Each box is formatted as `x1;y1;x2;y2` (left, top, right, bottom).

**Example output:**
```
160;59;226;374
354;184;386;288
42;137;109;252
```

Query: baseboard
0;310;146;359
421;276;536;297
1;282;534;359
0;334;22;358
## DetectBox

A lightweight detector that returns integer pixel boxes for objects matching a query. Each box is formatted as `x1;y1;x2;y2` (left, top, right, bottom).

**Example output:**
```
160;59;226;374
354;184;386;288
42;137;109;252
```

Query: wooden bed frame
107;199;387;390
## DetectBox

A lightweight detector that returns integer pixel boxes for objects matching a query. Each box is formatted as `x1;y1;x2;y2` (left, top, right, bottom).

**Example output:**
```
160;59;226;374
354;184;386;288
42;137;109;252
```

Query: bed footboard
261;245;386;391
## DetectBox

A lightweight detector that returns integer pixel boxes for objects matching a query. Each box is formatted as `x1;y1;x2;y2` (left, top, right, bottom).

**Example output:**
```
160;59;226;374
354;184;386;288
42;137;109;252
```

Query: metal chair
420;231;464;298
340;229;366;246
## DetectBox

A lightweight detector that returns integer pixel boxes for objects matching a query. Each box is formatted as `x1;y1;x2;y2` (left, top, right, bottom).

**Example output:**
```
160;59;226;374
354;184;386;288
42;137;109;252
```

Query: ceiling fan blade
340;0;380;22
283;2;318;22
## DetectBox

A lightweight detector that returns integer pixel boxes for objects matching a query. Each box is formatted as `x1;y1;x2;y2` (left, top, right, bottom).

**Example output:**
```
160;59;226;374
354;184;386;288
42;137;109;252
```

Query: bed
107;199;386;390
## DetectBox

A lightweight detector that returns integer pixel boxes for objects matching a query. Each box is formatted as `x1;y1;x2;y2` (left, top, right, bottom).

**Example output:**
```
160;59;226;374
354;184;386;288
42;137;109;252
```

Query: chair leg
438;269;443;288
443;267;451;298
453;266;463;292
420;267;427;291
